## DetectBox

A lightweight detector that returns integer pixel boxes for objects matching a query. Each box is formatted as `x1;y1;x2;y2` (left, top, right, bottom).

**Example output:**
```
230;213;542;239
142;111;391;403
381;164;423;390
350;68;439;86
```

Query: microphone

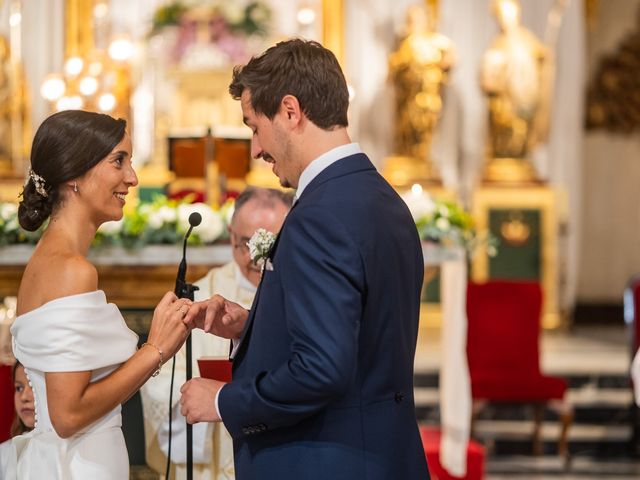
168;211;201;480
174;212;202;299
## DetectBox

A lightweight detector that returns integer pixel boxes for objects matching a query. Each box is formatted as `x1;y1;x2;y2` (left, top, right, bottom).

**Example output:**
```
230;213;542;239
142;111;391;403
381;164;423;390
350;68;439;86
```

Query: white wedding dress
10;290;138;479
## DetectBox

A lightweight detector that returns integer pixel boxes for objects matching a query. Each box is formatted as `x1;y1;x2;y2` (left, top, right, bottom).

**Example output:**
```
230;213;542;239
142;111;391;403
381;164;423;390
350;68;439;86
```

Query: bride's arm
46;339;181;438
44;261;189;439
46;344;163;438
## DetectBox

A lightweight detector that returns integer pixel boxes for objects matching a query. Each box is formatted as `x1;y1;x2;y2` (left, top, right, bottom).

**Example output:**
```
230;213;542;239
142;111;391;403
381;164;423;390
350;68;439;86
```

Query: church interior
1;0;640;478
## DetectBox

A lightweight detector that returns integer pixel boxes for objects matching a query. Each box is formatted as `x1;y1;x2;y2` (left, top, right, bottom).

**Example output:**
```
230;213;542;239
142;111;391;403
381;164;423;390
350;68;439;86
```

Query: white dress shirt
294;143;362;202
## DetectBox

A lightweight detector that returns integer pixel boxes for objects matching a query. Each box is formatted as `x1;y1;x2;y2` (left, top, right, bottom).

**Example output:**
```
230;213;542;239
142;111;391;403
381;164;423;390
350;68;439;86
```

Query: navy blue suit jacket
219;153;429;479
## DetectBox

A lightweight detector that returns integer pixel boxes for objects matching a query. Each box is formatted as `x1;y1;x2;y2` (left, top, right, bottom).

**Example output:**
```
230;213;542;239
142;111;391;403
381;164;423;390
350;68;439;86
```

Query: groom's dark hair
229;38;349;130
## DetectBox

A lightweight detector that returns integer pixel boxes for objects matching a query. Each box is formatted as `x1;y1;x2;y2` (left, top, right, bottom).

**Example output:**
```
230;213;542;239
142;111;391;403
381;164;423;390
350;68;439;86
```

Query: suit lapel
232;153;375;362
231;200;298;362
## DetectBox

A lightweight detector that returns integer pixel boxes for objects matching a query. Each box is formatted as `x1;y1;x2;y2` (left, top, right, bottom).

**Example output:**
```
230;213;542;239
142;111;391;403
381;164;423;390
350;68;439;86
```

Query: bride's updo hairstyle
18;110;126;231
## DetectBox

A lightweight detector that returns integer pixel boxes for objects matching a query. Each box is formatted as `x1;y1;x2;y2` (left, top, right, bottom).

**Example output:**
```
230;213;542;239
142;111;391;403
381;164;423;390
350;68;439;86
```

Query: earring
73;181;78;193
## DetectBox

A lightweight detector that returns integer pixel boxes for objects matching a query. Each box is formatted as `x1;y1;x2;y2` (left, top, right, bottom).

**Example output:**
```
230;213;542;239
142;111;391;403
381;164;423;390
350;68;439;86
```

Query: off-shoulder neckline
16;290;107;319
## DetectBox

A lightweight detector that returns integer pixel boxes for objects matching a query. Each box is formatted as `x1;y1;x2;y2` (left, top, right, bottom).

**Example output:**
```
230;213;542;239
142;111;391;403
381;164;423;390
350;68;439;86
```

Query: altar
0;244;232;310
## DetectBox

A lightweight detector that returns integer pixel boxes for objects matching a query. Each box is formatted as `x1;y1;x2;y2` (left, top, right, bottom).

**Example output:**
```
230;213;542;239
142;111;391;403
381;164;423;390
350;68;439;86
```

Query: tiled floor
414;323;640;479
132;324;640;479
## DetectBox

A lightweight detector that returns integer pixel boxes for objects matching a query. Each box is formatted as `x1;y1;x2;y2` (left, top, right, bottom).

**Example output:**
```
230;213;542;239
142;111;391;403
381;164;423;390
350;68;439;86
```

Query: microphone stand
173;213;201;480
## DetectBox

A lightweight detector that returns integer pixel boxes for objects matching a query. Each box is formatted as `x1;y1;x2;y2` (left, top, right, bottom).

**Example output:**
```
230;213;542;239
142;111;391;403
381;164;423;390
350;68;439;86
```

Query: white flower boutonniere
247;228;277;269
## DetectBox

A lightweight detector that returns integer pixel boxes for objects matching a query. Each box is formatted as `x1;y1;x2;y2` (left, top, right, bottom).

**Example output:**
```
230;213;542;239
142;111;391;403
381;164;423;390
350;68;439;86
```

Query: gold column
9;0;30;176
584;0;599;29
322;0;344;67
65;0;94;58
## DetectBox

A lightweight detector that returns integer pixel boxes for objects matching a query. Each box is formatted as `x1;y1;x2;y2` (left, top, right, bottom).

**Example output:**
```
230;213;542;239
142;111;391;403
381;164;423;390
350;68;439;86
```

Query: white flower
400;190;436;221
138;203;154;216
436;217;450;231
221;3;245;24
5;218;18;232
99;219;124;236
247;228;276;267
178;203;225;243
0;203;17;221
148;205;177;229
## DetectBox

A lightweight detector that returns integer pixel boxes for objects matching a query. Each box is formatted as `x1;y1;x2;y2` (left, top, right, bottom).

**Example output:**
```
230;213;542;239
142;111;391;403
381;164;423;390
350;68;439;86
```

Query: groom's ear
280;95;302;127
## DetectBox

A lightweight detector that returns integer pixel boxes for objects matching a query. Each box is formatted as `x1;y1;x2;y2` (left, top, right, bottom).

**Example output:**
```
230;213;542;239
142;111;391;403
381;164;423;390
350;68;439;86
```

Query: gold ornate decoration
40;0;133;121
586;6;640;133
384;2;454;187
500;210;531;246
480;0;565;185
472;185;561;329
0;0;31;178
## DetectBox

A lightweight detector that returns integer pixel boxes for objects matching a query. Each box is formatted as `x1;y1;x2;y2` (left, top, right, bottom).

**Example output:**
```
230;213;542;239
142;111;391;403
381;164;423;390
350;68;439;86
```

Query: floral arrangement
247;228;276;268
400;186;497;256
151;0;272;67
0;195;233;248
0;203;40;246
1;190;497;256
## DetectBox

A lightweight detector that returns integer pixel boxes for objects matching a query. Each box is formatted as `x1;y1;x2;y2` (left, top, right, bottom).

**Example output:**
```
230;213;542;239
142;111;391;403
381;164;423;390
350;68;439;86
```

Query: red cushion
466;281;566;402
471;373;566;401
0;364;14;442
420;426;485;480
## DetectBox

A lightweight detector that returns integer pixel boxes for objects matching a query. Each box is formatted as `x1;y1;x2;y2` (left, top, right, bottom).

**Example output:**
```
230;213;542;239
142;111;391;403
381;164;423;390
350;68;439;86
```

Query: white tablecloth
439;252;471;477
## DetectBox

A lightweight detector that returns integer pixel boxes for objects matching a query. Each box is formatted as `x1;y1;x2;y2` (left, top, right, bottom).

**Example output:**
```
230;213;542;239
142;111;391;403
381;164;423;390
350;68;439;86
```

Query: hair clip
29;168;48;198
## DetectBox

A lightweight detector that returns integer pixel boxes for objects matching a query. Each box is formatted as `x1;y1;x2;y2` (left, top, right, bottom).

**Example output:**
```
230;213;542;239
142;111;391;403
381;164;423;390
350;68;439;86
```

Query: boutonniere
247;228;277;270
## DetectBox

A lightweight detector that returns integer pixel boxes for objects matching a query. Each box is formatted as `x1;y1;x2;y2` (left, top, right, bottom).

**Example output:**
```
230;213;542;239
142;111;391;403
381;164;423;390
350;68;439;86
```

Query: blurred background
1;0;640;478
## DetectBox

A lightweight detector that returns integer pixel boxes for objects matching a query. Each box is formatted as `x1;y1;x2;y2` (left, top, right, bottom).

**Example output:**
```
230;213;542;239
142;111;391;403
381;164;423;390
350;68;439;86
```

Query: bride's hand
147;291;192;360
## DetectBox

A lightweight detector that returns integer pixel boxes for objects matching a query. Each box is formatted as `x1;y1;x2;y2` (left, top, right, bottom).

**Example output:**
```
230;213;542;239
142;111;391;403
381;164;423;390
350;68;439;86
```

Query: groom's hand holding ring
182;295;248;340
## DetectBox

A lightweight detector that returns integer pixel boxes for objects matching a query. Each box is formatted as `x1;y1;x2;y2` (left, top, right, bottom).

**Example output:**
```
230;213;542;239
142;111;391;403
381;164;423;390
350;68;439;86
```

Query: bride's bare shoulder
18;251;98;314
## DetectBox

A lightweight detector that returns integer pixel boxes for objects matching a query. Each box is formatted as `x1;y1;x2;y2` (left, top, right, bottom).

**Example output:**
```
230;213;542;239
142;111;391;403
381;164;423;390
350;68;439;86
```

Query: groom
180;39;429;479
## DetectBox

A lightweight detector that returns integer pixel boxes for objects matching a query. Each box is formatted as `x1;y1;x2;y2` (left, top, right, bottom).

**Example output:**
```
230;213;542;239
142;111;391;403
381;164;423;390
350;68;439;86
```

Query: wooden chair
466;280;573;459
167;135;251;204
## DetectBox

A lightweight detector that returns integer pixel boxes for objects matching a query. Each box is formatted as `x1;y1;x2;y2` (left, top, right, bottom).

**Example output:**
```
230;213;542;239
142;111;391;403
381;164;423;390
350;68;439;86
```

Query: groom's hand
183;295;249;339
182;296;223;331
209;298;249;339
179;378;224;423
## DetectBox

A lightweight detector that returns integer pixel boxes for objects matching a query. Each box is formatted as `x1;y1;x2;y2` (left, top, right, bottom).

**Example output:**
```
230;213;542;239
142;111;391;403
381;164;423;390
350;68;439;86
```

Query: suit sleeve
218;205;365;438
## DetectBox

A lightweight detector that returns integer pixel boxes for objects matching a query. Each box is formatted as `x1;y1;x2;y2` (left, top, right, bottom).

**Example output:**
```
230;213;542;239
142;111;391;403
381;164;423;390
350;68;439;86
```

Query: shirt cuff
230;337;241;359
215;383;224;420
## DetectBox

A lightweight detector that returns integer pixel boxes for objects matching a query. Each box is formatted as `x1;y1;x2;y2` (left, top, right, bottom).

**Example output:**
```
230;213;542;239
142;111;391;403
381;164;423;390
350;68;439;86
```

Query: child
0;361;35;474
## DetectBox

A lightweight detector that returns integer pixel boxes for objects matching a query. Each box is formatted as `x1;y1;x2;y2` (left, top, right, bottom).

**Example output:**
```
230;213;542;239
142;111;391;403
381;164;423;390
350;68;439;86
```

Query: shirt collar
295;143;362;202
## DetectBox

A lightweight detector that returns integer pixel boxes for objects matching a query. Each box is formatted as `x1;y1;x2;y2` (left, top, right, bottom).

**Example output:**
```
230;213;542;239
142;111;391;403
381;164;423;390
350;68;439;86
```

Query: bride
10;110;192;479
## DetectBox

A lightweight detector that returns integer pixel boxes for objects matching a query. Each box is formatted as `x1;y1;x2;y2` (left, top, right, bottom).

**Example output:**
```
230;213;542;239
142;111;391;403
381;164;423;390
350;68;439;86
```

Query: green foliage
1;195;229;249
151;2;188;32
